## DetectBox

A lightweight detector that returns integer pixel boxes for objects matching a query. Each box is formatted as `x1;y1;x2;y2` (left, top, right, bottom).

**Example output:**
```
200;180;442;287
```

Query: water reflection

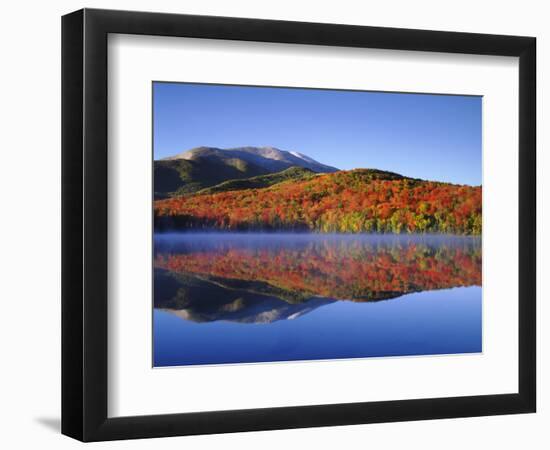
154;233;481;323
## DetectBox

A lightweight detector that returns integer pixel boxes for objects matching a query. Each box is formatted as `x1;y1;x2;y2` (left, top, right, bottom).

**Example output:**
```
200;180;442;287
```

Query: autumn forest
154;165;482;235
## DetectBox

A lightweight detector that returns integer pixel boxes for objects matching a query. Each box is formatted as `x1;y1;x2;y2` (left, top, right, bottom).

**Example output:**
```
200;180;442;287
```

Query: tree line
154;169;482;235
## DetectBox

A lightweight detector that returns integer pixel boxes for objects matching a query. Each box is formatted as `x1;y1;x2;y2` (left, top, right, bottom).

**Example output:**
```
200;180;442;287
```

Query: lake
153;233;482;367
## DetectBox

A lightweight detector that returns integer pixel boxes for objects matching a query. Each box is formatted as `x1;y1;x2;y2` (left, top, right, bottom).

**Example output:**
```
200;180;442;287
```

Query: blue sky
153;82;481;186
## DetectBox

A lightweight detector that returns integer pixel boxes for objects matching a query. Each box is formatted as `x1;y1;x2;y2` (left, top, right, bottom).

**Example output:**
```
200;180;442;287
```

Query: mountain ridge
162;146;339;173
154;146;339;199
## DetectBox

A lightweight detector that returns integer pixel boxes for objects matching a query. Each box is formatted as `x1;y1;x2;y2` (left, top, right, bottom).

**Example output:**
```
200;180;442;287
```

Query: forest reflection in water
153;233;482;366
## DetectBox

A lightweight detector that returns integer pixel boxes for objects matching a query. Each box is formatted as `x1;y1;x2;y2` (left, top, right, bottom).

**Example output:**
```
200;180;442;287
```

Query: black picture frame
62;8;536;442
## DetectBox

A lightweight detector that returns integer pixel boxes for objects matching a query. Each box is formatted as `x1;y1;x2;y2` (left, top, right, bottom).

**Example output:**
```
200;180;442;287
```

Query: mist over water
153;232;482;366
154;231;481;249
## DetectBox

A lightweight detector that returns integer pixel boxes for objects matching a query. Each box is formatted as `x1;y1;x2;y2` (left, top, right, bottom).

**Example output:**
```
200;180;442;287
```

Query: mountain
164;146;339;173
154;168;482;235
154;146;338;198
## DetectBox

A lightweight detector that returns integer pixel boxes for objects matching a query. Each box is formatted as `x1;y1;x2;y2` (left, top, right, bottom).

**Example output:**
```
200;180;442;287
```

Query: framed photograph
62;8;536;441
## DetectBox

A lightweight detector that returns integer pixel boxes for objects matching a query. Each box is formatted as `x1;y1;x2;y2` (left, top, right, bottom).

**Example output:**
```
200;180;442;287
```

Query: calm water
153;233;482;367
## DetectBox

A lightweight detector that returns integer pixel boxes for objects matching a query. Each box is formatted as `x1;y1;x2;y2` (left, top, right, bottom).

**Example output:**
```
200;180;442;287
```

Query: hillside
154;157;271;199
154;168;482;234
154;146;338;198
197;166;315;194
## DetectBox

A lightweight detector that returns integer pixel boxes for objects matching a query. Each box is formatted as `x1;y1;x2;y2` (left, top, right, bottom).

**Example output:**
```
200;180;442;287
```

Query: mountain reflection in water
154;233;481;324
